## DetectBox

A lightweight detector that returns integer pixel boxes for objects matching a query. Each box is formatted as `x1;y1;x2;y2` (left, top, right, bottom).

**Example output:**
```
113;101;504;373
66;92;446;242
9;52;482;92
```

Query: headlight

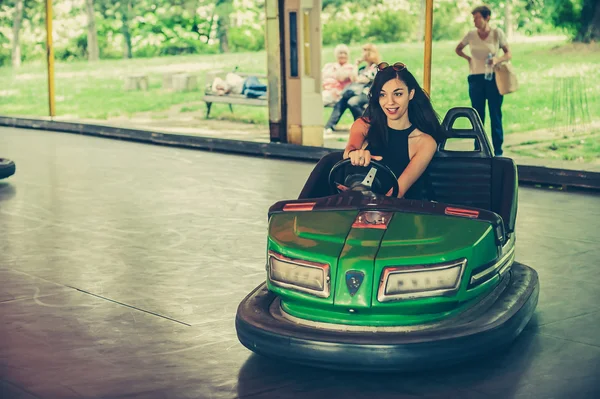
378;258;466;302
268;251;330;298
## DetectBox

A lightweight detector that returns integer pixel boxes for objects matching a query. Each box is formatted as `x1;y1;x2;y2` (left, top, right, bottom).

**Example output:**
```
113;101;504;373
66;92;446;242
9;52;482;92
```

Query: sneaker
323;128;333;136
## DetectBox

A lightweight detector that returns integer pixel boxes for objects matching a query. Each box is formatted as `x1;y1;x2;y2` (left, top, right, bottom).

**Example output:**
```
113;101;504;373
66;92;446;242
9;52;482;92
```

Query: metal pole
423;0;433;95
265;0;285;142
45;0;56;117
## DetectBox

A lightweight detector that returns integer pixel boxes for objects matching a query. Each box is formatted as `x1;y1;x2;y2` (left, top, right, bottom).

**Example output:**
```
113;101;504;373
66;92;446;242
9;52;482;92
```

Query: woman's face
362;48;376;64
472;12;489;29
378;78;414;121
336;51;349;65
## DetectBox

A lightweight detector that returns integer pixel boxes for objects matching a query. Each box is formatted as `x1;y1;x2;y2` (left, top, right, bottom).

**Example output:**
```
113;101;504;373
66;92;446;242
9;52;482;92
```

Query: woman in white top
455;5;512;156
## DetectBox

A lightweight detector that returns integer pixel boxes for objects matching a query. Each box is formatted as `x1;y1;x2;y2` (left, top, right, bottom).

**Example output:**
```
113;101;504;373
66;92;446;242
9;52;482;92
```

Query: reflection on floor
1;127;599;399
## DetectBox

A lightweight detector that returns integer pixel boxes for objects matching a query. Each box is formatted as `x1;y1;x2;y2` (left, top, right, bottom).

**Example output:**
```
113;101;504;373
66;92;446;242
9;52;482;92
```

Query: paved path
1;127;599;398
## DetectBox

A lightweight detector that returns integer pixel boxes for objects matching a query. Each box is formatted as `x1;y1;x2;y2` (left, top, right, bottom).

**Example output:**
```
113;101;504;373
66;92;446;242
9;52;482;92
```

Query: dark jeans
325;89;368;130
242;76;267;98
298;152;343;199
468;74;504;156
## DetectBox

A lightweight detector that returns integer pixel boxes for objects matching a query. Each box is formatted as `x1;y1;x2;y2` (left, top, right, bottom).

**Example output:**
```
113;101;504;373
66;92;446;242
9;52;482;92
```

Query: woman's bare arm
494;44;512;65
343;118;369;158
455;42;471;62
395;133;437;198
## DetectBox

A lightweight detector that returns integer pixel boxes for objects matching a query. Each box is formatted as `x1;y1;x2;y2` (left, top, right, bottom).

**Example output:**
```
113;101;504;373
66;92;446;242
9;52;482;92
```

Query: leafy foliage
363;9;415;43
0;0;596;66
228;26;264;52
432;1;469;41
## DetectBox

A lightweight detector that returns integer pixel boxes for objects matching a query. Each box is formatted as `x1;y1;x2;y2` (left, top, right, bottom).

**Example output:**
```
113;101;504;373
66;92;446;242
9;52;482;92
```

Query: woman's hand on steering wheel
346;149;382;168
329;157;400;198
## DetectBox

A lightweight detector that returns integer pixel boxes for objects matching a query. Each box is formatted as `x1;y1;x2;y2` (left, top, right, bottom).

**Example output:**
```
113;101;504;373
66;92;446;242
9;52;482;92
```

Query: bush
159;38;199;56
133;37;219;58
0;51;9;67
0;34;9;67
54;34;87;61
99;42;124;60
322;19;362;46
432;2;469;41
97;20;125;60
364;10;416;43
228;26;265;52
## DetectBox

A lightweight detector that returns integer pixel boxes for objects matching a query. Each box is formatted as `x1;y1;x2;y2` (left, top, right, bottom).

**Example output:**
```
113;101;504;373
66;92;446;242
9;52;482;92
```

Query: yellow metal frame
45;0;55;117
424;0;433;95
41;0;435;124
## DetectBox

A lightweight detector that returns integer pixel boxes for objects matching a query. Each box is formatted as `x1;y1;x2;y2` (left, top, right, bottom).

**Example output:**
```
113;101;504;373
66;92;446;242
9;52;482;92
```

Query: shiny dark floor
1;127;599;399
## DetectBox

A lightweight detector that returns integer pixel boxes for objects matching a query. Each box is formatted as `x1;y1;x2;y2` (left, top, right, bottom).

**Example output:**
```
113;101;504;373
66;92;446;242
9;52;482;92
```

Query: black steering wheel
328;158;399;198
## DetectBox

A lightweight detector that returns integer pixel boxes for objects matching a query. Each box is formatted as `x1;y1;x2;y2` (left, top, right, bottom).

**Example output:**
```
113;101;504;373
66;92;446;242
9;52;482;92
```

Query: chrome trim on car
267;251;331;298
272;273;510;333
470;237;515;286
377;258;467;302
498;247;516;277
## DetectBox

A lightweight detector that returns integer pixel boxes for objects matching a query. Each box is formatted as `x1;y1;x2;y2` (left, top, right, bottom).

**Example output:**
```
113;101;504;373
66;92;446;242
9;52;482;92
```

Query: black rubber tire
235;263;539;371
0;158;16;180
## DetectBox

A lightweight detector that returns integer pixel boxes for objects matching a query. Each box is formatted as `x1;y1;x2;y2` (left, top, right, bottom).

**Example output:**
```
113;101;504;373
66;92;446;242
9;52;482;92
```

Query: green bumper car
0;158;16;180
235;107;539;371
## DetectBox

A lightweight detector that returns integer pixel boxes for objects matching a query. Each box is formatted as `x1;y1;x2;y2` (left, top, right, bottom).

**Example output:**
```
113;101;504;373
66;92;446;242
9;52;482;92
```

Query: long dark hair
362;66;446;150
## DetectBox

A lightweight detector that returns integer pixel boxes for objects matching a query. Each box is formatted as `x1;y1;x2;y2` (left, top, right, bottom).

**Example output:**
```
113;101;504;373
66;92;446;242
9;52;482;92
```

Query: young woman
299;62;445;200
455;5;512;156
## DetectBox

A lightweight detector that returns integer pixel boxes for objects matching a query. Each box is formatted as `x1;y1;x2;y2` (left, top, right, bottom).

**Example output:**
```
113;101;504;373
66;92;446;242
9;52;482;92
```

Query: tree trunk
577;0;600;42
11;0;24;68
504;0;513;41
216;0;232;53
217;17;230;53
121;0;132;59
417;0;426;42
85;0;99;61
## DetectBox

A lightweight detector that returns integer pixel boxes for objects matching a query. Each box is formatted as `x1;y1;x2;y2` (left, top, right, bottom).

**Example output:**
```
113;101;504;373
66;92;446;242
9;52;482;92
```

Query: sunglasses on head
377;62;407;72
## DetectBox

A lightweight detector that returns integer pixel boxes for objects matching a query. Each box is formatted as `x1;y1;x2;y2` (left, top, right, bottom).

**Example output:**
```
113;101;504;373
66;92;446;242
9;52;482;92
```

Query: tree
576;0;600;42
322;0;374;10
120;0;132;58
85;0;100;61
418;0;426;42
215;0;232;53
504;0;514;40
11;0;24;68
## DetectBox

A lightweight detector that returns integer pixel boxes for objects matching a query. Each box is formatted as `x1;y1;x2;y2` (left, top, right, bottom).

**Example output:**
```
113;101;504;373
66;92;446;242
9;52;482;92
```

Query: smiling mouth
386;107;400;114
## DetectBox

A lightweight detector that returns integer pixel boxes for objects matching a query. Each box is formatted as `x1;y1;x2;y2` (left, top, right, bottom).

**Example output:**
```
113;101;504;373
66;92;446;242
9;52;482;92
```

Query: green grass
510;134;600;163
1;40;598;139
180;104;205;113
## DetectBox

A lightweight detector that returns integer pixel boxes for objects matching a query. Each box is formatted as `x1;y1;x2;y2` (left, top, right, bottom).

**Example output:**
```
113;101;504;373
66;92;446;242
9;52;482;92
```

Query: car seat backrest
428;107;517;234
491;157;518;233
427;158;493;210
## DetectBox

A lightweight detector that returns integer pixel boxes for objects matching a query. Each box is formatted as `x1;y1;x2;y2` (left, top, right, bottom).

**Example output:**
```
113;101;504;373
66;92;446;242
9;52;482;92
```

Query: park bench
203;71;268;118
202;70;362;119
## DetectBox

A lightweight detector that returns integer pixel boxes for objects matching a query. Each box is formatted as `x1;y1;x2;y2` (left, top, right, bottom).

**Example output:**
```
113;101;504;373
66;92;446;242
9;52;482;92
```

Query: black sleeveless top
366;125;431;200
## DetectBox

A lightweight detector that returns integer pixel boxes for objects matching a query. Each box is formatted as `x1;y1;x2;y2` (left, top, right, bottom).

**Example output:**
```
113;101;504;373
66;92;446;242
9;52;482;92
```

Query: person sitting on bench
324;43;381;135
321;44;357;107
